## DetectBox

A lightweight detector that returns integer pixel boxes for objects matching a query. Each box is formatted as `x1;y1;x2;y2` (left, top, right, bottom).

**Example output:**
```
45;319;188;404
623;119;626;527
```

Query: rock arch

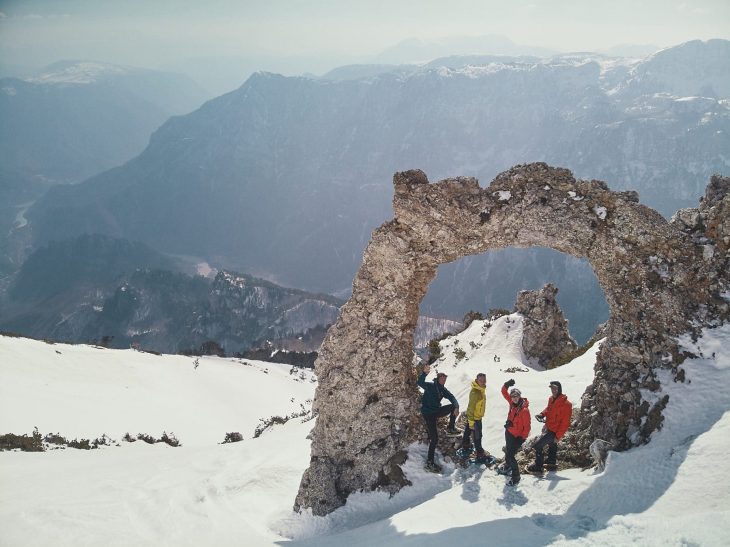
295;163;728;516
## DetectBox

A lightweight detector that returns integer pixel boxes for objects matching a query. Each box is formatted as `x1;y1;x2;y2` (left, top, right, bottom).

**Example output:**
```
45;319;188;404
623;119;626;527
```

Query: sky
1;0;729;72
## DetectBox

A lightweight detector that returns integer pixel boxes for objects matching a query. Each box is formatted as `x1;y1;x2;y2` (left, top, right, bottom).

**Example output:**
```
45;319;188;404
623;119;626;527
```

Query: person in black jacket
417;363;460;472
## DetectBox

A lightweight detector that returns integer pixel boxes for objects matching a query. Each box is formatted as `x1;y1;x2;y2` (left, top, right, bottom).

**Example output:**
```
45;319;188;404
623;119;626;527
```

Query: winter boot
496;464;512;476
507;475;520;486
424;460;442;473
474;453;493;465
445;426;463;436
526;463;544;474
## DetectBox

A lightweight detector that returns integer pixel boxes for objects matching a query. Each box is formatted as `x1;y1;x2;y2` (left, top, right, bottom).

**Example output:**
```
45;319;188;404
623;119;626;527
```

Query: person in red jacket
526;380;572;473
500;379;531;486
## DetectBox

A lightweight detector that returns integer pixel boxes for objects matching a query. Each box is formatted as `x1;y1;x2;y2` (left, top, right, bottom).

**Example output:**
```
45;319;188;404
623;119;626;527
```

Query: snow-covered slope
0;336;315;447
1;317;729;546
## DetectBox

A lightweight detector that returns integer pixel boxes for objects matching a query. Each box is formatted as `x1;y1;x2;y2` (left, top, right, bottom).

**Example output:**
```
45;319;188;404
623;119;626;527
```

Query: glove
504;379;515;388
504;420;513;429
536;414;546;423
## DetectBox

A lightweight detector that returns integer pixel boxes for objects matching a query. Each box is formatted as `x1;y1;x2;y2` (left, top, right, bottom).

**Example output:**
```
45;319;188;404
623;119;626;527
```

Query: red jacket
501;385;531;440
541;394;572;440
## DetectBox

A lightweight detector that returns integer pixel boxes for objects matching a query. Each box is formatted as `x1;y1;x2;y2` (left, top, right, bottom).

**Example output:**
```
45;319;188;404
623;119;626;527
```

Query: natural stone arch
295;163;727;516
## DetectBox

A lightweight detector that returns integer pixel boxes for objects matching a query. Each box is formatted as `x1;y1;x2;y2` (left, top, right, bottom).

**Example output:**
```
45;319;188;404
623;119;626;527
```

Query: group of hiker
417;364;572;486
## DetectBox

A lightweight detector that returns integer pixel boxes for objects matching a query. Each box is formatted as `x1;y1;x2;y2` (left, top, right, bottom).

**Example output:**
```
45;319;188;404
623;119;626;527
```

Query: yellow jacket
466;380;486;425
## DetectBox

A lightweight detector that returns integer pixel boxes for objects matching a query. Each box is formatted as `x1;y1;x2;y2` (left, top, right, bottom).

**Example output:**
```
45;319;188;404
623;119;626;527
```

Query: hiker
418;363;460;472
500;379;531;486
526;380;572;473
461;372;488;462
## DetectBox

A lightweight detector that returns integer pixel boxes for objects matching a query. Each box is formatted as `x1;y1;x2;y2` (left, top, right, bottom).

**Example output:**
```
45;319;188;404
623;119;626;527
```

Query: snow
593;205;608;220
2;317;730;546
0;338;314;447
28;62;128;85
567;191;584;201
196;261;216;277
495;190;512;201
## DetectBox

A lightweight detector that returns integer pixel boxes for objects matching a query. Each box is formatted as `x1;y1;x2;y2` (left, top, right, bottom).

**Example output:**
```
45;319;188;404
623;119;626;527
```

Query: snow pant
533;430;558;468
461;419;484;455
504;431;524;480
423;404;456;463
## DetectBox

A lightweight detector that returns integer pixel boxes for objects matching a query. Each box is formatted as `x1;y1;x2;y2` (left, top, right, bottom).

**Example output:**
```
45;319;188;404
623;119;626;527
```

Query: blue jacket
418;372;459;415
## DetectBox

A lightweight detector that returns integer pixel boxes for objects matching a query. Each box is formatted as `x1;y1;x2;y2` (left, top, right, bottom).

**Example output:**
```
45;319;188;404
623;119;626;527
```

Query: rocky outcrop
514;284;577;367
295;163;729;516
672;174;730;260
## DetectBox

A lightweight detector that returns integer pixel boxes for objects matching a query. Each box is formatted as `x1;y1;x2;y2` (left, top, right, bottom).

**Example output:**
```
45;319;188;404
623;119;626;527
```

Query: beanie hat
549;380;562;396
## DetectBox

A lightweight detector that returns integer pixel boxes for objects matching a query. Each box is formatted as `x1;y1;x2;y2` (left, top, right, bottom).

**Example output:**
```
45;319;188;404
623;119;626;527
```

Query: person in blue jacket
418;363;460;472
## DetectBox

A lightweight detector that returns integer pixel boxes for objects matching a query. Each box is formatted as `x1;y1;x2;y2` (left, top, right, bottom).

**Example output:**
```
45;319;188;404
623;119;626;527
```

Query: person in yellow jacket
461;373;488;463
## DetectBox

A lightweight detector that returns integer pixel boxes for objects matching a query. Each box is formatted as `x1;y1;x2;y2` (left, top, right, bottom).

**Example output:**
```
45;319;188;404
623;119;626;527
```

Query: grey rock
514;283;577;367
295;163;729;515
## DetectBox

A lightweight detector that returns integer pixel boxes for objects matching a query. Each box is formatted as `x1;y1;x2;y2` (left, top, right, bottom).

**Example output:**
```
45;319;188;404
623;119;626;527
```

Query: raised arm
501;379;515;402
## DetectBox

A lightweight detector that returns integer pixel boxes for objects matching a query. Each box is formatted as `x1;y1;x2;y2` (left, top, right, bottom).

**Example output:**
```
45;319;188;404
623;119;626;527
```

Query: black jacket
418;372;459;415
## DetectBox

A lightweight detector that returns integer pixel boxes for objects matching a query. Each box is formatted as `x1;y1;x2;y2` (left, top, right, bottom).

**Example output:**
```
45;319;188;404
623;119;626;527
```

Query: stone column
294;220;437;515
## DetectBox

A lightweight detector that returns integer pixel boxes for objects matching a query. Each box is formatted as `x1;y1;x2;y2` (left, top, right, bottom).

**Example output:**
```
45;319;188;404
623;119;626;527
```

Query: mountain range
5;39;730;345
0;60;209;278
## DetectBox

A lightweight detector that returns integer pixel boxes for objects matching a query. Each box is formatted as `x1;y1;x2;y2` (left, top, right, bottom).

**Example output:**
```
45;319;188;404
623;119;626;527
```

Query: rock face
514;284;577;367
295;163;729;515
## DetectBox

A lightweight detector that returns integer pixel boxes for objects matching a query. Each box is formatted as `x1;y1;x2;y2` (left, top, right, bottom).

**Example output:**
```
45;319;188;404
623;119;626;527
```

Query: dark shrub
487;308;511;320
222;432;243;444
0;427;44;452
463;310;485;328
159;432;180;447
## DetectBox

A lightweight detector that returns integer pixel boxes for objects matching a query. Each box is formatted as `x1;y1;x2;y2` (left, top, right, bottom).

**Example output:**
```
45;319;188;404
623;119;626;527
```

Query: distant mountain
599;44;660;59
0;235;342;354
0;61;209;280
22;40;730;343
413;316;463;349
618;39;730;98
7;234;180;304
1;61;207;187
320;64;417;81
375;34;558;64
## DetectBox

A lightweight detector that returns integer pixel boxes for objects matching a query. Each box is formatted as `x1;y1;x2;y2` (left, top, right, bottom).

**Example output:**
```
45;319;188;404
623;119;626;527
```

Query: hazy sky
1;0;729;70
